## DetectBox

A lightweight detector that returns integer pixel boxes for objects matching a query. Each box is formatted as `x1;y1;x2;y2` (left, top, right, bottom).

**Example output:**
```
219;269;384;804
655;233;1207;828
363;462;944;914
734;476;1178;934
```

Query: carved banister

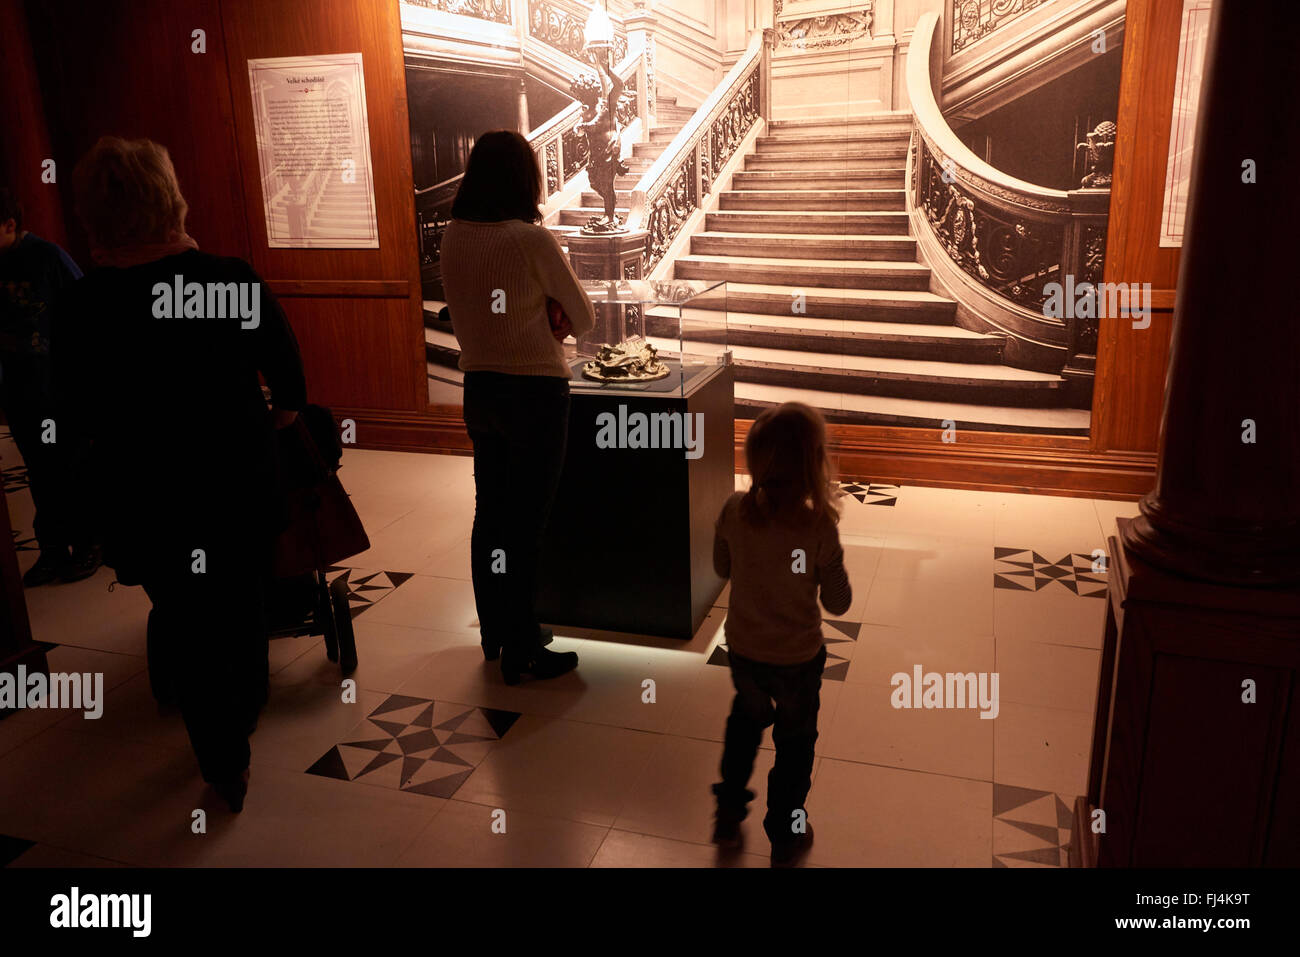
526;0;630;65
906;11;1110;382
626;31;767;273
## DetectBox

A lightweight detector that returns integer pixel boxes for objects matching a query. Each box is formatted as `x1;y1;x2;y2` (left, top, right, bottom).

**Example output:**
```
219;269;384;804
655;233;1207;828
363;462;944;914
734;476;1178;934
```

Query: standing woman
440;130;594;684
55;137;306;811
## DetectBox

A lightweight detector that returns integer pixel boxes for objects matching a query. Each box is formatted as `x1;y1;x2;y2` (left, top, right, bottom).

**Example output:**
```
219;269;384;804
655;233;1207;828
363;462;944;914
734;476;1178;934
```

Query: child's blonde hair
740;402;838;526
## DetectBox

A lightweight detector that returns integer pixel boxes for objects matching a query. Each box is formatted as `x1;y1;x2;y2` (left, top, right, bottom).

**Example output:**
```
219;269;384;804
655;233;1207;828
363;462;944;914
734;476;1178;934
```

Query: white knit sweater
441;219;596;379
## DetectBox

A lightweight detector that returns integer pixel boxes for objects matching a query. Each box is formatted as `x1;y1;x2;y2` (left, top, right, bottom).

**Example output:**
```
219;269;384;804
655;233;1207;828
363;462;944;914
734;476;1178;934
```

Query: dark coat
52;249;307;580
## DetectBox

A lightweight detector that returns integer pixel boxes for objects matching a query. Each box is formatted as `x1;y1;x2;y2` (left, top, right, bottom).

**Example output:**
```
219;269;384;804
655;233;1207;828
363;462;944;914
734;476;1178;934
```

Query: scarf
92;231;199;268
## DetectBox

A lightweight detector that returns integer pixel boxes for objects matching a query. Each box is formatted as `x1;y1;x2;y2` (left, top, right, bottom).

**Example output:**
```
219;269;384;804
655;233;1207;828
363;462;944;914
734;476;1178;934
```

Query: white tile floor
0;435;1140;868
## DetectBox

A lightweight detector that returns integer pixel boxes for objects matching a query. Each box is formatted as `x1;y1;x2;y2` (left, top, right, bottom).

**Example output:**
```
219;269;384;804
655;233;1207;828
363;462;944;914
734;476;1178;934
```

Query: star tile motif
836;479;899;507
993;548;1107;598
307;694;521;798
2;465;30;493
11;529;37;553
707;617;859;681
992;784;1076;867
324;566;414;619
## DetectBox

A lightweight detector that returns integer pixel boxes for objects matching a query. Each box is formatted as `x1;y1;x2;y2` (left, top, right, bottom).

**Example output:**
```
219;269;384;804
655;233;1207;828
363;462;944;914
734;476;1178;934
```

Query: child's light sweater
441;218;596;379
713;491;853;665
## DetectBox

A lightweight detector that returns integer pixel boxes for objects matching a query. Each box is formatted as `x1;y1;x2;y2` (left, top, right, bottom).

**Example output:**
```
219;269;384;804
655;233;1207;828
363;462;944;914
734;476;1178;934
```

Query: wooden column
1119;0;1300;585
1078;0;1300;866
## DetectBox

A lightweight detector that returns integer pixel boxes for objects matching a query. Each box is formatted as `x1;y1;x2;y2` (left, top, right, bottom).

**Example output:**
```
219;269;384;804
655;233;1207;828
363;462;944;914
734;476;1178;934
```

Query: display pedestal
537;364;734;639
1072;518;1300;866
566;230;648;281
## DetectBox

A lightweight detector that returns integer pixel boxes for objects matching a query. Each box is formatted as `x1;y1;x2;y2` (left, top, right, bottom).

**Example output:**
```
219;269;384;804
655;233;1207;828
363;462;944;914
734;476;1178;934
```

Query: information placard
247;53;379;248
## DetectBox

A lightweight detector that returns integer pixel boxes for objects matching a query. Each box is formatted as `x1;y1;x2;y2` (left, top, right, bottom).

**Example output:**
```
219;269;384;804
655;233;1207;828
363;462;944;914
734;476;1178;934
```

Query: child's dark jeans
715;644;827;844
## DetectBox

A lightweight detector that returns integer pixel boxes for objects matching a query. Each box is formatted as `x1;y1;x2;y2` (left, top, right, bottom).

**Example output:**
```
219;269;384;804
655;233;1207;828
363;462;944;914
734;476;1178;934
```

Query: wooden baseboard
335;406;471;455
337;407;1154;500
747;421;1153;499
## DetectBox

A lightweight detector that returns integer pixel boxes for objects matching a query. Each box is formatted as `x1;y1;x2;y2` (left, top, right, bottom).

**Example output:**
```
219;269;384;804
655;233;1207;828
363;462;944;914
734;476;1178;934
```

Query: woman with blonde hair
54;136;307;811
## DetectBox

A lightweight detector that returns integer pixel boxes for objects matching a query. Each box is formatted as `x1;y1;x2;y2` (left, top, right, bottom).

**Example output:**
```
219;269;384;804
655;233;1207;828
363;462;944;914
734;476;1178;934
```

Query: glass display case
567;279;728;396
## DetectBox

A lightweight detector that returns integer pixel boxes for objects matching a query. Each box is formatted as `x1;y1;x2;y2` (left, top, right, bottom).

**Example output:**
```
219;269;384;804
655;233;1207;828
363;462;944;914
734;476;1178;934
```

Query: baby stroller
265;405;370;675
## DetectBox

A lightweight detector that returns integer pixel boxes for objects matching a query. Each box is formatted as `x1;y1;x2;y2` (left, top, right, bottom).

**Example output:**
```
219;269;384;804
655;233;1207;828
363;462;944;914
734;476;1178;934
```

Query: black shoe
22;550;66;587
58;546;102;583
212;768;250;813
712;817;744;850
770;822;815;868
711;783;753;850
501;645;578;685
482;626;555;661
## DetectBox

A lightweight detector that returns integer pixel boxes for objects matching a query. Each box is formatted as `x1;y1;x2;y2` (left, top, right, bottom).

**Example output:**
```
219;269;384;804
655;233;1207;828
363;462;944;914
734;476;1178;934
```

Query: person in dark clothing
54;137;307;812
711;402;852;867
0;187;100;585
440;131;595;684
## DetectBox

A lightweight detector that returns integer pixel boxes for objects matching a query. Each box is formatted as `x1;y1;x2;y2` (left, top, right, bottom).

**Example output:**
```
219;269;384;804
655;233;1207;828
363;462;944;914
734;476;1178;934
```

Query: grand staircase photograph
411;0;1119;438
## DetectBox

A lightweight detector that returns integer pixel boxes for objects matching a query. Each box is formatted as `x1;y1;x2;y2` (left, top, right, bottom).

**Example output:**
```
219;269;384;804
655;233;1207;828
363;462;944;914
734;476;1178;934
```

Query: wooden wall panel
25;0;249;263
1091;0;1184;452
280;297;420;412
219;0;427;414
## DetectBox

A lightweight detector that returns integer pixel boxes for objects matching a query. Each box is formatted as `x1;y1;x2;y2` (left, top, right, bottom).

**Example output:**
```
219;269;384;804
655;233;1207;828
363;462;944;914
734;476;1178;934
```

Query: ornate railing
907;12;1108;373
402;0;512;25
414;46;642;287
950;0;1050;55
528;0;628;65
627;31;767;274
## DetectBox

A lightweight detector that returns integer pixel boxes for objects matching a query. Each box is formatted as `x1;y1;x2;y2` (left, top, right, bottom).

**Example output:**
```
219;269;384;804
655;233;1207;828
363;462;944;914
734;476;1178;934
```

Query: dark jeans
463;371;570;655
716;645;827;844
141;535;270;783
0;354;88;554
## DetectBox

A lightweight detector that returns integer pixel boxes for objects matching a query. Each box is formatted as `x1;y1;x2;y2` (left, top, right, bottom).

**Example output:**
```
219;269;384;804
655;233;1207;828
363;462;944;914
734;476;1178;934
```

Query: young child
711;402;851;866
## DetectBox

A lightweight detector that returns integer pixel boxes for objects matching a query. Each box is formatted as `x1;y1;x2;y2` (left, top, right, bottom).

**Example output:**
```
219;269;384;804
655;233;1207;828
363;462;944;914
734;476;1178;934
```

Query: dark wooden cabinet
1076;519;1300;865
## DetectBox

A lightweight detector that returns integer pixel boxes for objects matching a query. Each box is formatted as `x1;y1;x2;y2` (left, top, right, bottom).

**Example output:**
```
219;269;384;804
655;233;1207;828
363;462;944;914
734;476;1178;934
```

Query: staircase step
650;126;686;143
705;209;910;234
712;342;1067;407
558;206;633;226
674;254;931;290
719;188;906;211
632;141;673;158
732;169;906;189
733;382;1090;435
768;112;912;132
690;231;917;261
756;138;907;157
424;325;460;371
758;130;910;148
581;189;636;206
746;152;907;171
647;309;1005;362
681;281;957;324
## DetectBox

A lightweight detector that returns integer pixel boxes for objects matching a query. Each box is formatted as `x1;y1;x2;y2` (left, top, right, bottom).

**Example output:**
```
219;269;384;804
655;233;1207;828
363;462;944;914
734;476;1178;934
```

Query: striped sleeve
817;521;852;616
